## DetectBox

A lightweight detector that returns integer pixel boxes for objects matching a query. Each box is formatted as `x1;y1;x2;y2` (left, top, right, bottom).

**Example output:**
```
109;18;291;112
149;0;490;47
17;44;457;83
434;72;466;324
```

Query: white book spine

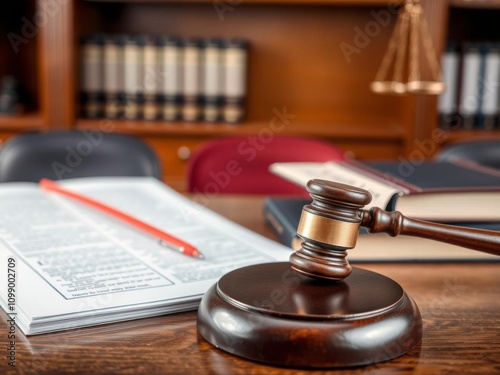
160;37;182;121
438;48;459;116
182;39;202;122
458;44;482;128
81;41;102;94
143;43;160;96
222;39;248;123
103;39;122;95
80;35;103;118
103;35;125;119
480;44;500;129
161;42;182;97
124;41;141;95
123;36;144;120
143;39;160;120
203;39;223;122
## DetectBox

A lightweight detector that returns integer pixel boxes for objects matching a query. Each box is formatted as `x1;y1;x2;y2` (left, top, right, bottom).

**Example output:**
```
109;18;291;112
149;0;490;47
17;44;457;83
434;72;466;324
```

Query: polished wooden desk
1;196;499;375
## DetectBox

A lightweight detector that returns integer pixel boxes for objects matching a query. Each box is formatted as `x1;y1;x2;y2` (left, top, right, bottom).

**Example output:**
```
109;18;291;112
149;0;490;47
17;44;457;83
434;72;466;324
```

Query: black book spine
263;198;303;250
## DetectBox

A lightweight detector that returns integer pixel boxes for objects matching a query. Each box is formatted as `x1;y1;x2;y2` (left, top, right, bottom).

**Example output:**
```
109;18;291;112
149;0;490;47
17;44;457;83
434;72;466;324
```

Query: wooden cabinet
0;0;499;190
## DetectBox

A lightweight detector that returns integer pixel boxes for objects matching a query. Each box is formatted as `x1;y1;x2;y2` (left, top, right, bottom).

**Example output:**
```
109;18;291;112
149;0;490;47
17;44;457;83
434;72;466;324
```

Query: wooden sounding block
197;179;499;368
198;262;421;367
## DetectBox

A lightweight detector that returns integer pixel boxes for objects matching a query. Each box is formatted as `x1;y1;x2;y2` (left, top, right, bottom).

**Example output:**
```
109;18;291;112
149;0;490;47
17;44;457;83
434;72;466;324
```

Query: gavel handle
362;208;500;256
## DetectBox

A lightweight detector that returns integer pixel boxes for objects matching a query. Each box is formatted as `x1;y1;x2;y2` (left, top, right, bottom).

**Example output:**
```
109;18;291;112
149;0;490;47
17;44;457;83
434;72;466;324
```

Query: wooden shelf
449;0;500;9
443;129;500;143
84;0;404;5
0;113;44;130
76;118;404;141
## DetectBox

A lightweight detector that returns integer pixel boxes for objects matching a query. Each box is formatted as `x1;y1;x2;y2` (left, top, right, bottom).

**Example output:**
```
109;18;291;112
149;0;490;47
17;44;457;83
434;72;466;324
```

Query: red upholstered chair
187;135;345;195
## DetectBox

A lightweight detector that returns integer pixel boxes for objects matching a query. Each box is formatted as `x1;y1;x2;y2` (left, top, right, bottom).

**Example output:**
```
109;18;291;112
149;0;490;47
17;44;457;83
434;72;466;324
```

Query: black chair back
436;140;500;170
0;131;162;182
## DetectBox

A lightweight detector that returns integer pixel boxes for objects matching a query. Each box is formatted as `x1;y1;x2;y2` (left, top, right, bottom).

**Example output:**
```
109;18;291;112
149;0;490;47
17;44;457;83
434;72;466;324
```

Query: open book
0;177;291;335
270;160;500;222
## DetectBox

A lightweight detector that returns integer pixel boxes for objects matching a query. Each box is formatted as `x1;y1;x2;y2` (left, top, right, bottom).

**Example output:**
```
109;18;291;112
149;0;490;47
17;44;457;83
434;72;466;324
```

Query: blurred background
0;0;499;192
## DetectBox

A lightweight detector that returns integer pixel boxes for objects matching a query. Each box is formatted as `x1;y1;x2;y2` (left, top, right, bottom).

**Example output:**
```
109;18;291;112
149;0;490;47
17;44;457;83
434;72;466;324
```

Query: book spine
159;36;182;122
182;38;202;122
222;38;248;124
263;199;299;249
458;42;482;130
202;38;223;122
80;34;104;119
479;43;500;130
142;35;161;121
103;34;126;119
123;34;145;120
438;43;460;129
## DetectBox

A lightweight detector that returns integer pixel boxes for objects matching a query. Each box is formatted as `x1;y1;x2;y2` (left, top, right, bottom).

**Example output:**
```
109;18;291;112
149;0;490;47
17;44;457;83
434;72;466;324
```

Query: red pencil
39;178;204;260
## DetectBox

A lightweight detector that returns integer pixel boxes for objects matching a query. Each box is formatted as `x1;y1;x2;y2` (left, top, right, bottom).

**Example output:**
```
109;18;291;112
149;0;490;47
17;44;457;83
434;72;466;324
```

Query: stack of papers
0;177;291;335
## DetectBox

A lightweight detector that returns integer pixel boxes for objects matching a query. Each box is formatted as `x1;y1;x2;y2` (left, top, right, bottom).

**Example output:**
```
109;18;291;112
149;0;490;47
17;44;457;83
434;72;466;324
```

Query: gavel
291;179;500;280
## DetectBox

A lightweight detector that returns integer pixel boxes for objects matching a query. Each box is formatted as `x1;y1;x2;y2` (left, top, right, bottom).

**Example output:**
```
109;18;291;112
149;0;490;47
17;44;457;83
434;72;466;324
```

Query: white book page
0;178;291;333
269;161;399;209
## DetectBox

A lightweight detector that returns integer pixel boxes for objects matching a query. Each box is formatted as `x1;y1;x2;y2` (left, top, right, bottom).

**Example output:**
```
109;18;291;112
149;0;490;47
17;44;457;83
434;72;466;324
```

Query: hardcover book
269;159;500;222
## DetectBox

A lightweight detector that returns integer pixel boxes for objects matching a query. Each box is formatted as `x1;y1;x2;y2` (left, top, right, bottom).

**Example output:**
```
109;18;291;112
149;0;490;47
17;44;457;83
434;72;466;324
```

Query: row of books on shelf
80;34;248;124
438;41;500;131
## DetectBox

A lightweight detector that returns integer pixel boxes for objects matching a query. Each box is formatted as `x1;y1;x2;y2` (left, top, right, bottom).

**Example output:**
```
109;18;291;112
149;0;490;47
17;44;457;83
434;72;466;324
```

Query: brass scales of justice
197;180;500;368
370;0;445;96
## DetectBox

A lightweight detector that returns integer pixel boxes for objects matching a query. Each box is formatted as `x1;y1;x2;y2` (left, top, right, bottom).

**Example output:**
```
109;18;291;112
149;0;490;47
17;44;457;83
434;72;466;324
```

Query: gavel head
289;179;372;280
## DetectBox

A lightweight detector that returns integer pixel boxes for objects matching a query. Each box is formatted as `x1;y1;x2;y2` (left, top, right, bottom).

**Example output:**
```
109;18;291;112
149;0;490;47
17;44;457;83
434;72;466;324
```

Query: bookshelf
0;0;499;190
